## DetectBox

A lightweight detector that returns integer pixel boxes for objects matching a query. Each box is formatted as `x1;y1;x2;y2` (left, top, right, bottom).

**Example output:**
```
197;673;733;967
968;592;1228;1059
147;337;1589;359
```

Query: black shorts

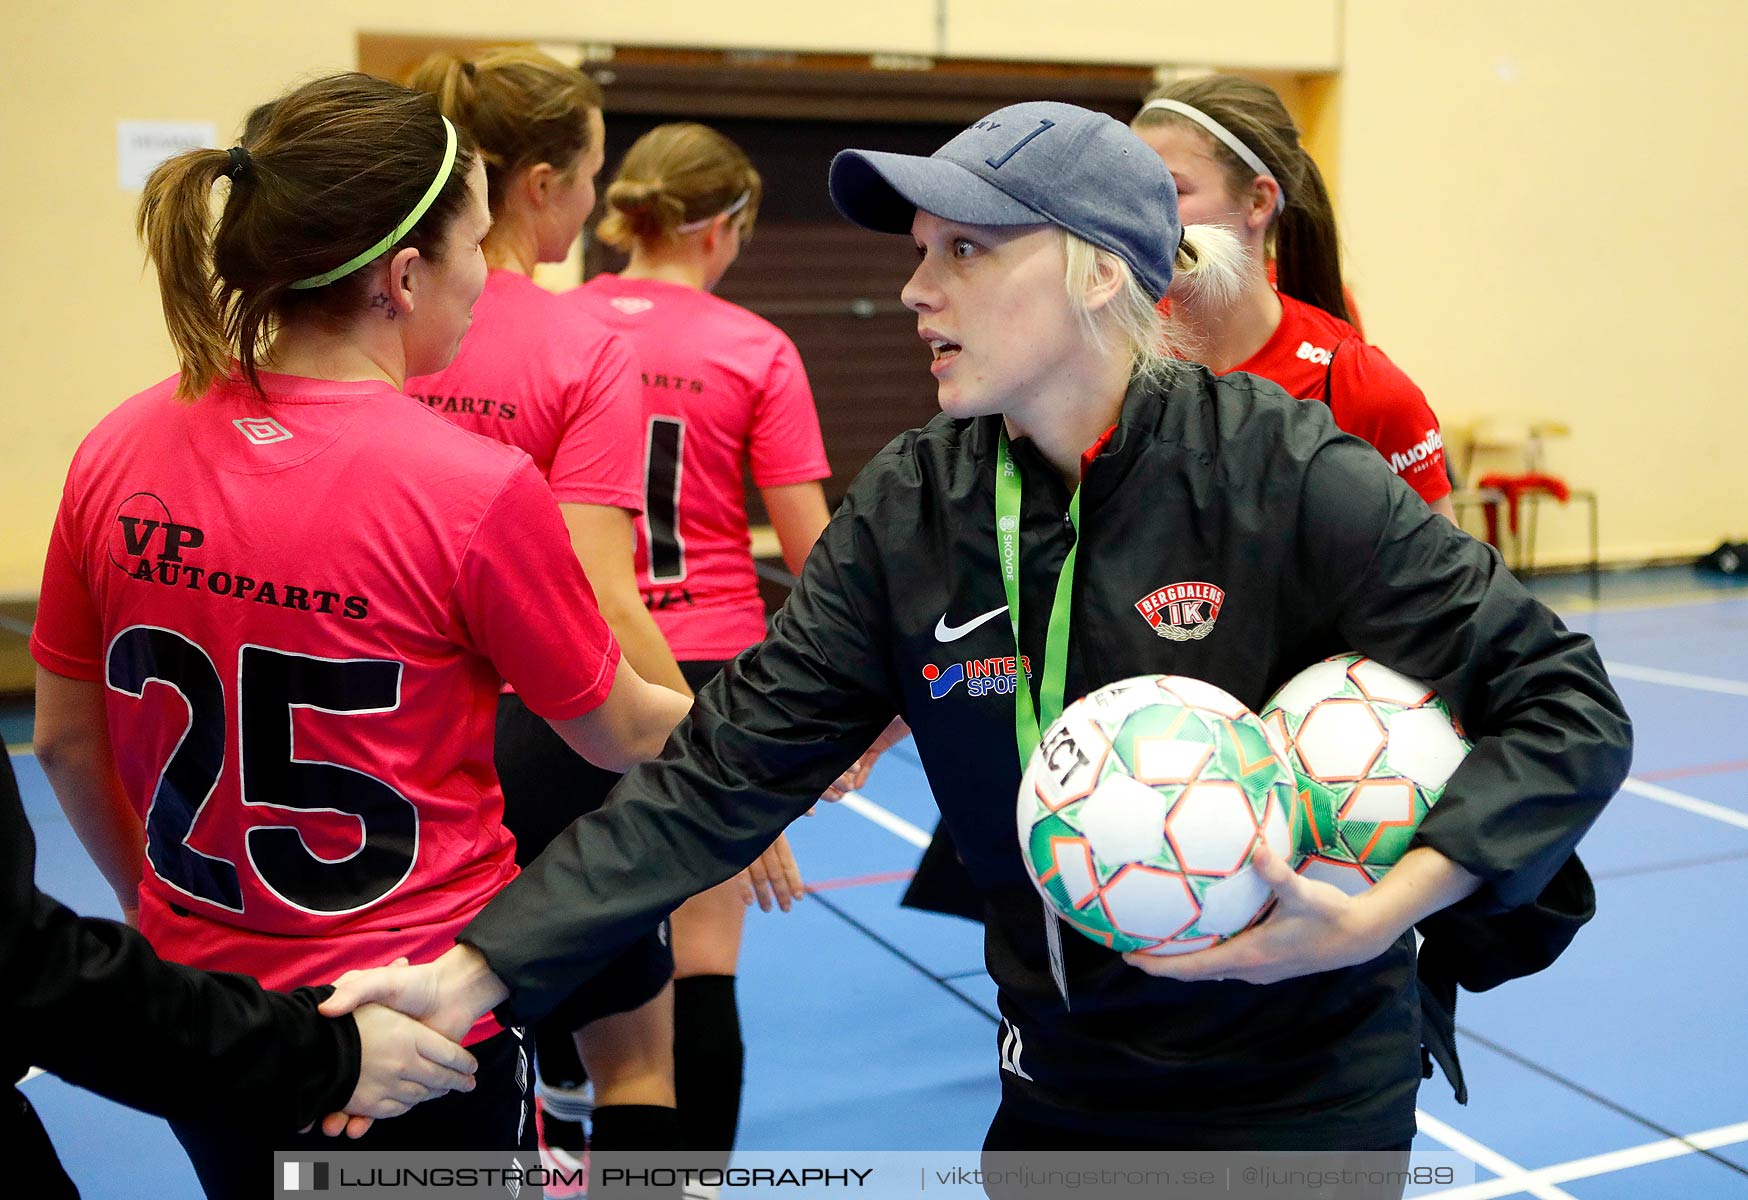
496;692;672;1026
677;659;730;693
170;1025;535;1199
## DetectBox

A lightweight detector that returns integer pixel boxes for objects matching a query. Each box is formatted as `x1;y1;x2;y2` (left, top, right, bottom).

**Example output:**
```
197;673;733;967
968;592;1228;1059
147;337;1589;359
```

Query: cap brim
829;149;1044;234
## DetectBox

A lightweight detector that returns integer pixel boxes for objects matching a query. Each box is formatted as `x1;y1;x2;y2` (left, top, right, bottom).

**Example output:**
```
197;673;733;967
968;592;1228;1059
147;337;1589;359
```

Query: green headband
289;115;460;290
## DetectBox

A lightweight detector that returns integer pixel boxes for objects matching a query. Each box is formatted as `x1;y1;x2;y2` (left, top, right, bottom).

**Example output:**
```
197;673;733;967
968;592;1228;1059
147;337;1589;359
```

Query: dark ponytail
136;149;239;401
1269;149;1349;325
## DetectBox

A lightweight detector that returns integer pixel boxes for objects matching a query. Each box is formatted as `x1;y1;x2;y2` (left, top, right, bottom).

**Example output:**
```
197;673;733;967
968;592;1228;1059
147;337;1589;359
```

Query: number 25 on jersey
107;626;417;917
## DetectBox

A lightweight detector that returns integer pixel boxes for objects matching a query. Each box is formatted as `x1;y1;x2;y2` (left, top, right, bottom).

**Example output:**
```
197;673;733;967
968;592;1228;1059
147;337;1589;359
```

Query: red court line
1635;759;1748;783
805;868;916;894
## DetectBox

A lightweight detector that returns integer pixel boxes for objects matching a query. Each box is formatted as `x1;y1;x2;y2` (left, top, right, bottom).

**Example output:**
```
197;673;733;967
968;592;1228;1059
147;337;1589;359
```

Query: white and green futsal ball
1260;653;1473;895
1017;675;1296;956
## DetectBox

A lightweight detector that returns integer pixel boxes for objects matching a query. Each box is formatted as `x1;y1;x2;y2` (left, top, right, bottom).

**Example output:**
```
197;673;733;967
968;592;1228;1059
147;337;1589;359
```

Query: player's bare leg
575;983;677;1112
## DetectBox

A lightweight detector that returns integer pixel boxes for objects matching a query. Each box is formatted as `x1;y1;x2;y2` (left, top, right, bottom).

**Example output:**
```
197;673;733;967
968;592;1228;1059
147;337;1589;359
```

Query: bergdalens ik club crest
1134;581;1224;642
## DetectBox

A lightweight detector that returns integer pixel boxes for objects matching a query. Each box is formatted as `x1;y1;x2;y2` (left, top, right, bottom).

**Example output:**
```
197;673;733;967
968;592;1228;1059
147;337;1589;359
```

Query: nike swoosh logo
934;605;1010;643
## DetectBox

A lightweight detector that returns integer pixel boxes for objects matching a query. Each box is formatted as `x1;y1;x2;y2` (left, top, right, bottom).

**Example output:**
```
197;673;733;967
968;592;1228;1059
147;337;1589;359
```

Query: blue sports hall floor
13;564;1748;1197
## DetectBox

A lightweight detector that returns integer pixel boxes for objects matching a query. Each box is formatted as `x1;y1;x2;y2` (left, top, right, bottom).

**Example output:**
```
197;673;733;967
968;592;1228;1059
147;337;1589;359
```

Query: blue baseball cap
828;100;1181;301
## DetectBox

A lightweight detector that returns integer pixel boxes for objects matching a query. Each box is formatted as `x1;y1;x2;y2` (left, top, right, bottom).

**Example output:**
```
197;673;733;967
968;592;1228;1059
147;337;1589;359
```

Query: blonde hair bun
596;123;761;250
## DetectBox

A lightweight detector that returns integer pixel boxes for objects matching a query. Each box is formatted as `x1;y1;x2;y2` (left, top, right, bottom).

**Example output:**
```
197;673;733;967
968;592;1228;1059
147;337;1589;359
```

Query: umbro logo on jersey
934;605;1008;642
1294;340;1334;366
1135;581;1224;642
610;296;655;315
232;417;292;445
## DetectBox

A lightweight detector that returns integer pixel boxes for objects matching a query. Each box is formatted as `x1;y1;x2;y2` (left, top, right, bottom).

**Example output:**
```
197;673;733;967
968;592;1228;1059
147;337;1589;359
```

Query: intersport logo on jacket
1135;581;1224;641
922;655;1032;700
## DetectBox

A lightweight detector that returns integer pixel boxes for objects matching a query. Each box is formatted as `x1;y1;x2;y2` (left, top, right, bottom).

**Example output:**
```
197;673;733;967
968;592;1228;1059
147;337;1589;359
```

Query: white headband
676;189;752;234
1138;98;1286;215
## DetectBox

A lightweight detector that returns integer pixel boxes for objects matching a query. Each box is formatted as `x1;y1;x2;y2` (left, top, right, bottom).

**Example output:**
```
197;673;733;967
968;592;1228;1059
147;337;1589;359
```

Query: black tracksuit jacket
464;365;1632;1147
2;753;361;1197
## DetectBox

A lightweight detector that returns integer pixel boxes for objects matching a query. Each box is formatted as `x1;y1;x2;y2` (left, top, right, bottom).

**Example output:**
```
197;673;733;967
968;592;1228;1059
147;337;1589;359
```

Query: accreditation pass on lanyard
997;430;1080;1008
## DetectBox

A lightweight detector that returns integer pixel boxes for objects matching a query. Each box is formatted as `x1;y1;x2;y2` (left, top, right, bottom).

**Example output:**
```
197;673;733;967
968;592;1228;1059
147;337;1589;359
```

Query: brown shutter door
721;218;942;511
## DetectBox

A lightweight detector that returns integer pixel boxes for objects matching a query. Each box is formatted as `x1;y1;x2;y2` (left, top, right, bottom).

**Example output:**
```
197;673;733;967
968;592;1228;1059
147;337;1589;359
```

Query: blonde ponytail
1062;224;1248;387
1169;222;1246;314
408;47;601;209
406;53;477;129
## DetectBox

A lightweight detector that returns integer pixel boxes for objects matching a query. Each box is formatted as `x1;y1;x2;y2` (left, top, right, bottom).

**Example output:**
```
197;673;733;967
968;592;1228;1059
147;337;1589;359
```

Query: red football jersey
1231;293;1450;504
569;275;830;662
32;372;620;1042
407;269;643;511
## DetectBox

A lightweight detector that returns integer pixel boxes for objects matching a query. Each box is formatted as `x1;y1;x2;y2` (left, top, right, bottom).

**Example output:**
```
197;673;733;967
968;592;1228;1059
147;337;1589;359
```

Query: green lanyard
996;430;1081;769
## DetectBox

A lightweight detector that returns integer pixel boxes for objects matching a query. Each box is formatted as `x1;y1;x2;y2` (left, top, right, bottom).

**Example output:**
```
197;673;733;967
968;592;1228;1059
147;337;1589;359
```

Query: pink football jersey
570;275;829;661
408;269;643;511
33;371;620;1041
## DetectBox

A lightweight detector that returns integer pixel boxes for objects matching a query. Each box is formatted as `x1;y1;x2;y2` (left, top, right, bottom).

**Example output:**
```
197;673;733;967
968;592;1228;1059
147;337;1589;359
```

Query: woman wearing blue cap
322;102;1629;1159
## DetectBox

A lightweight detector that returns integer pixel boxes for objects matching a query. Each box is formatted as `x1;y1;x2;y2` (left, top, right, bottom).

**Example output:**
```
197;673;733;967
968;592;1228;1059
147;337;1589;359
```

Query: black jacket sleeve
1;753;360;1132
1288;424;1630;1105
1295;431;1633;909
462;490;901;1026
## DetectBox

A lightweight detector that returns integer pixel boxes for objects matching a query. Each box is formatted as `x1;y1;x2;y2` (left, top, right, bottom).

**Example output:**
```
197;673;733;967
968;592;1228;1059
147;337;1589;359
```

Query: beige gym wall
1338;1;1747;565
1;1;1739;595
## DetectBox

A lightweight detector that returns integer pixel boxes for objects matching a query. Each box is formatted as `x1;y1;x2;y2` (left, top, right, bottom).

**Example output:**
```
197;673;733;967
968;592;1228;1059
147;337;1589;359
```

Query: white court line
841;761;1748;854
1620;778;1748;832
1422;1118;1748;1199
1604;661;1748;698
835;790;931;849
1414;1110;1579;1200
22;1067;42;1084
1566;591;1748;619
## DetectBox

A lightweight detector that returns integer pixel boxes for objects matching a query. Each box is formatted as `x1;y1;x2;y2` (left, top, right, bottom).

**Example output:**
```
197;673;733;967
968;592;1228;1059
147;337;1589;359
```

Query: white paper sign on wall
117;121;216;190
